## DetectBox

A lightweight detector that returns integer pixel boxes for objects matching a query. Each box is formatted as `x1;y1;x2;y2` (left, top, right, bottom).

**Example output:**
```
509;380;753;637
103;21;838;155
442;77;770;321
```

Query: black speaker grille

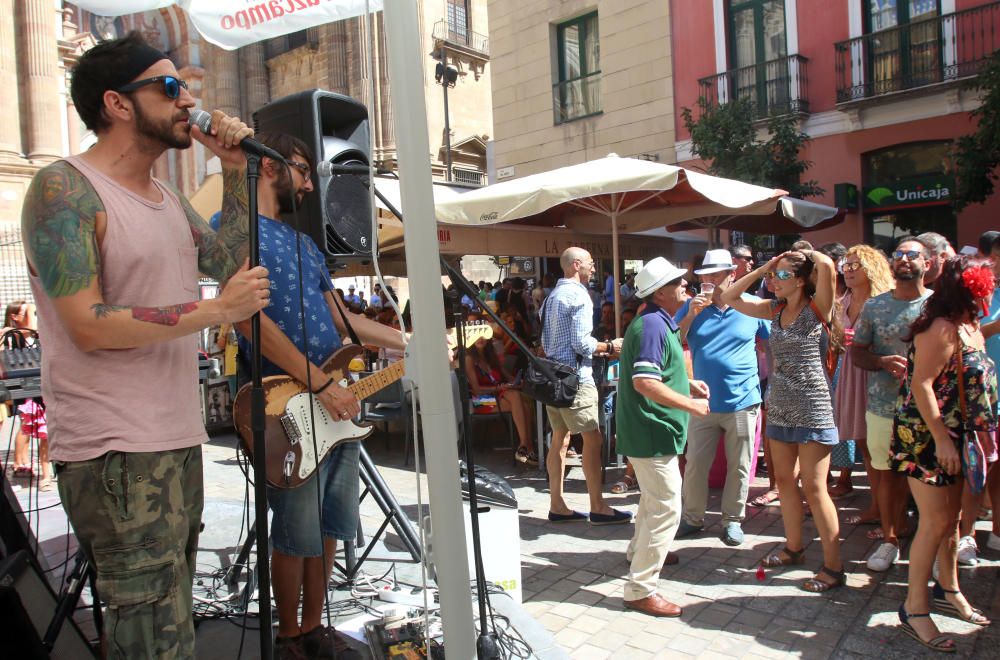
324;174;373;256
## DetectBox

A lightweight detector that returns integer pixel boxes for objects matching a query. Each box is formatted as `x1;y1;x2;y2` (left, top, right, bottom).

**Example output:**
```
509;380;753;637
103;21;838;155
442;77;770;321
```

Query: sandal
749;490;780;507
932;582;991;626
38;478;53;492
828;484;854;500
802;566;846;593
610;474;638;494
514;447;538;466
898;606;956;653
845;513;879;526
761;546;805;568
867;525;913;541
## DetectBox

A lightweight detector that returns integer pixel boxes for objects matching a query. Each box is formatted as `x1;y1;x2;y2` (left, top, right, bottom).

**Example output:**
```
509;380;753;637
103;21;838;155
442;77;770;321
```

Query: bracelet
312;378;335;394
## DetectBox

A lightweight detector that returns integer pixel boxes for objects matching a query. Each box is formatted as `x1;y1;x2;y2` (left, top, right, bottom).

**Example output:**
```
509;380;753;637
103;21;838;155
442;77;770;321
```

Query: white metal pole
382;2;476;657
612;205;621;338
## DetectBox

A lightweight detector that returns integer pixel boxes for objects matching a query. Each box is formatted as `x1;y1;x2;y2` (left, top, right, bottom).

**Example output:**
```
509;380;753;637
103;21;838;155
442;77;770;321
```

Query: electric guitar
233;322;493;489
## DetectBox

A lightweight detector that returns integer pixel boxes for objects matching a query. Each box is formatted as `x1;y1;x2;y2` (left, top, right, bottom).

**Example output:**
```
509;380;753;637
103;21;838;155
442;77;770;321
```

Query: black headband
108;42;170;92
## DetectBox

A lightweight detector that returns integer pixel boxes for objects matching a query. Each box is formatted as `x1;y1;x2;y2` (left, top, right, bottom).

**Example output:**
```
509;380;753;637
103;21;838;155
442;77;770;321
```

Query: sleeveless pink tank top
29;155;207;461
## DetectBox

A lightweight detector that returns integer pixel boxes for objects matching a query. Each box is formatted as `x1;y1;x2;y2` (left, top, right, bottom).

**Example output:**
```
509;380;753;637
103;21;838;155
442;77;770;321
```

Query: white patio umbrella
668;196;847;245
435;154;787;336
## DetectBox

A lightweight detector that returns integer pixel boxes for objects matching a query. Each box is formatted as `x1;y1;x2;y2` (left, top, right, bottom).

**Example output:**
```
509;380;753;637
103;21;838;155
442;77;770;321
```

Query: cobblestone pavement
11;427;1000;659
338;429;1000;660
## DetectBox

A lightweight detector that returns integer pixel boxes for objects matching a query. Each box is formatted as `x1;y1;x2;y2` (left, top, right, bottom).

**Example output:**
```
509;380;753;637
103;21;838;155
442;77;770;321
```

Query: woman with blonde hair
833;246;894;525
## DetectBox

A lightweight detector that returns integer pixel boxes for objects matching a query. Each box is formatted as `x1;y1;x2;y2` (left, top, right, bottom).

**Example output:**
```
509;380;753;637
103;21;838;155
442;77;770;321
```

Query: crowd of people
524;234;998;651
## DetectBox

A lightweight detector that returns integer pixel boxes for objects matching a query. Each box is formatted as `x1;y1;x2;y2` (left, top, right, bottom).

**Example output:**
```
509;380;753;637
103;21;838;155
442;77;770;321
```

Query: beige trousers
625;454;681;601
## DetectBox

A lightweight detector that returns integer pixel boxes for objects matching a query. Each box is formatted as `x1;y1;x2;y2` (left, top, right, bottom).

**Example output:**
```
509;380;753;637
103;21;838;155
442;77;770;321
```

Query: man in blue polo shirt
675;249;769;546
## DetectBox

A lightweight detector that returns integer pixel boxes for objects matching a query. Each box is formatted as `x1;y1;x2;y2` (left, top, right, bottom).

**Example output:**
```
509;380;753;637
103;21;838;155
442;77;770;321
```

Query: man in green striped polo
617;257;711;618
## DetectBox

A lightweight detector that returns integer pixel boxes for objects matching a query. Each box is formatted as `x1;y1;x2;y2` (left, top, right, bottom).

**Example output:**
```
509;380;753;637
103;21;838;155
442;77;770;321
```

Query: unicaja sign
864;177;952;210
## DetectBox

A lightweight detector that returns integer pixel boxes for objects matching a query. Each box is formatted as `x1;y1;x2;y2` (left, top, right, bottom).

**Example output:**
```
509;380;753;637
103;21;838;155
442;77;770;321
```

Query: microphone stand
245;152;274;660
359;176;510;658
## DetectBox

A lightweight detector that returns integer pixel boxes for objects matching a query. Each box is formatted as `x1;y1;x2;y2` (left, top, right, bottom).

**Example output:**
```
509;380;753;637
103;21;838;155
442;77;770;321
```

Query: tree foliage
680;96;823;199
952;49;1000;211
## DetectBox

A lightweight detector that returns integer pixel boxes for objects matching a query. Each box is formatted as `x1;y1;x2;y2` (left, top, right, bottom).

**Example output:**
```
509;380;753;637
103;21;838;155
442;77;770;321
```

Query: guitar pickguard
282;389;372;480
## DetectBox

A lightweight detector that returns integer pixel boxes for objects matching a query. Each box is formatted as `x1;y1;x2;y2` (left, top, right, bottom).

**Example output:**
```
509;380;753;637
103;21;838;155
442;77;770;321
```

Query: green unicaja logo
867;187;894;205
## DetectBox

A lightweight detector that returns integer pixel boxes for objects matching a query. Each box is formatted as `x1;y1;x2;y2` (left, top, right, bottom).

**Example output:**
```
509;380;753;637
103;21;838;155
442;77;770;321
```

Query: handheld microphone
188;109;286;163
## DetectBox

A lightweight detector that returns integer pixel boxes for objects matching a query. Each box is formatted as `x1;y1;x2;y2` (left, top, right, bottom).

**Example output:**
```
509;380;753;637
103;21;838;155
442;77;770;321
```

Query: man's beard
893;265;923;281
133;99;191;150
275;169;305;215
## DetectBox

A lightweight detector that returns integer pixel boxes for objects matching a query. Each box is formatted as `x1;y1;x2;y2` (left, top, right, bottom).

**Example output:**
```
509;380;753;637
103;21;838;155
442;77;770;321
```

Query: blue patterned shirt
540;278;598;385
210;212;341;377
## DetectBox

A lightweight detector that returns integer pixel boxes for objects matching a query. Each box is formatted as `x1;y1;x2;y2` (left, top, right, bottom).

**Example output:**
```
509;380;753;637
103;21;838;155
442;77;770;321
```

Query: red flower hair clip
962;266;995;301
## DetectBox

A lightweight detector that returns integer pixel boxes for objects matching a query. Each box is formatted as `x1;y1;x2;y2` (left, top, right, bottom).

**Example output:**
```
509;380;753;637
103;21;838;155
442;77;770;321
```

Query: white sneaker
866;542;900;572
988;532;1000;551
957;535;979;566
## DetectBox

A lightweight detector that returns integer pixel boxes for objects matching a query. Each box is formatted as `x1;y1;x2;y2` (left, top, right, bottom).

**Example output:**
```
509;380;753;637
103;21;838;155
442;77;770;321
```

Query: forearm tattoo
92;302;199;326
174;168;248;284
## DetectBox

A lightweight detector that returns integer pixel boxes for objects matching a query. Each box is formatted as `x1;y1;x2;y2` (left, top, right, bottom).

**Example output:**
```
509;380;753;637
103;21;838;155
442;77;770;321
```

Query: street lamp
435;46;458;181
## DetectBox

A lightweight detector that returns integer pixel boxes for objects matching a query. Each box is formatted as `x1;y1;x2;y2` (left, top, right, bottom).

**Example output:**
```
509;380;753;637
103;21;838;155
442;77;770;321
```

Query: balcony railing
835;1;1000;103
452;169;485;186
432;19;489;57
553;71;603;124
697;54;810;119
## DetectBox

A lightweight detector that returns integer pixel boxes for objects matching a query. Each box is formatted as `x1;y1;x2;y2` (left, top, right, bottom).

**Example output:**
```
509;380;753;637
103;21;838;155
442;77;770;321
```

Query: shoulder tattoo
21;162;103;298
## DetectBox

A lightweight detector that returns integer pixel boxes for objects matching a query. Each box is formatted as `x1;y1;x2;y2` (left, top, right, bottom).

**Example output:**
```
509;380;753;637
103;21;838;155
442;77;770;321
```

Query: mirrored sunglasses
115;75;188;99
764;270;795;281
839;261;863;273
892;249;923;261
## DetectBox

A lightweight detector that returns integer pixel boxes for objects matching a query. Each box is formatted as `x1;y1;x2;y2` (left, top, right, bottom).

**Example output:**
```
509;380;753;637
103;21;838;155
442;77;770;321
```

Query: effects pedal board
364;611;445;660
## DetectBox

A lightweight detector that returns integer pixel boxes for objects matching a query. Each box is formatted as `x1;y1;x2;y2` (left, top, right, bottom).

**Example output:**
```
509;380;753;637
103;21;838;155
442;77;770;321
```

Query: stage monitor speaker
0;551;94;659
253;89;373;261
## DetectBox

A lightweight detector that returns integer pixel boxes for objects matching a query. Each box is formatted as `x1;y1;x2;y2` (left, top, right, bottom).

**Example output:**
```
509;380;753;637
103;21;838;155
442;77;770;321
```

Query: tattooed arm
21;161;270;352
166;166;249;284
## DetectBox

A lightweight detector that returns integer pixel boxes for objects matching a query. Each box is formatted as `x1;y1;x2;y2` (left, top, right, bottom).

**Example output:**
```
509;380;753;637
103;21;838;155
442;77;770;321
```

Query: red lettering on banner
221;15;235;30
269;1;286;18
438;229;451;242
295;0;310;9
248;4;273;26
234;10;250;29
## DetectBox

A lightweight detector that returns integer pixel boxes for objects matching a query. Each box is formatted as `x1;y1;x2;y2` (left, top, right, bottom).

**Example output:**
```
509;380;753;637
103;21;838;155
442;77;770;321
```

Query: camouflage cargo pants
57;446;203;659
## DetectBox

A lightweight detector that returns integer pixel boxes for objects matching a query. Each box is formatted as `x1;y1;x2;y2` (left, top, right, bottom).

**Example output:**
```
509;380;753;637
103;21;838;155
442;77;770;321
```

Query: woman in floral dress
892;256;997;652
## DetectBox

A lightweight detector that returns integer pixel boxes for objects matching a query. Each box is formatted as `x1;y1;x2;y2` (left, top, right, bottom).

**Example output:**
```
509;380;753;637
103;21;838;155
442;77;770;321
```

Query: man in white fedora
675;248;770;546
617;257;710;617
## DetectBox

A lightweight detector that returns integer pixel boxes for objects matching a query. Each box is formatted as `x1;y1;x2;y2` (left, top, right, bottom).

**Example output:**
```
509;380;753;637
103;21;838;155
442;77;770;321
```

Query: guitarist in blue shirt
212;132;405;660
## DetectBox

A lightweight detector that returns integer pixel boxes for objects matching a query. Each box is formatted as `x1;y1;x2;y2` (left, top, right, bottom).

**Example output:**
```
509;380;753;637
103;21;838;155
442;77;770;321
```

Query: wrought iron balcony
553;71;603;124
697;54;810;120
432;19;489;58
452;169;485;186
835;1;1000;103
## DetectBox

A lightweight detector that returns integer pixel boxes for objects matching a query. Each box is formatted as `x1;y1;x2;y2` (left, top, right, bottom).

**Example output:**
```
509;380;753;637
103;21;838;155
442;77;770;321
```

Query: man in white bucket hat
617;257;710;617
675;249;770;547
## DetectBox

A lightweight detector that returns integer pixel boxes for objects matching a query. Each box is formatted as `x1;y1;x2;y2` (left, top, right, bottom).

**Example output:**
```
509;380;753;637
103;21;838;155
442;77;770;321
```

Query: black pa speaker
253;90;373;260
0;551;95;658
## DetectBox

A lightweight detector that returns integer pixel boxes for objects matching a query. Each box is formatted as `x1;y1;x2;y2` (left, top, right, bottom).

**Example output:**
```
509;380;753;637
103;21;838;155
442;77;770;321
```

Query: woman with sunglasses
892;256;996;652
722;249;845;592
834;246;894;515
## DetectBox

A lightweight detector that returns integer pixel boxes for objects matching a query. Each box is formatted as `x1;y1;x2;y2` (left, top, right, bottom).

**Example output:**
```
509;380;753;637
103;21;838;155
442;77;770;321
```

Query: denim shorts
767;424;839;446
268;441;361;556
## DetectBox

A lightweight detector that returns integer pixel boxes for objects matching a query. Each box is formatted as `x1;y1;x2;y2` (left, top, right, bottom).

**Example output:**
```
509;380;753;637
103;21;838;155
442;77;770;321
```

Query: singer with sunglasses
20;32;271;659
721;248;846;592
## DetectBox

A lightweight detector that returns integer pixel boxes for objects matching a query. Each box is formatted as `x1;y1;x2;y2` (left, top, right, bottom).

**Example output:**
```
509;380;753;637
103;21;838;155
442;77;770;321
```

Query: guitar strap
333;294;364;347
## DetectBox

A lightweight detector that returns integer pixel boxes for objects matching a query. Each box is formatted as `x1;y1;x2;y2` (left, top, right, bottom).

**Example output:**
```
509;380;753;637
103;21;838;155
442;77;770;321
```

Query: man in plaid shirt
540;247;631;525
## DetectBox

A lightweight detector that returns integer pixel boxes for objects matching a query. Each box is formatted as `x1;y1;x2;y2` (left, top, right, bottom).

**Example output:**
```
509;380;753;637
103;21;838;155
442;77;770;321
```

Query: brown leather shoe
623;593;682;617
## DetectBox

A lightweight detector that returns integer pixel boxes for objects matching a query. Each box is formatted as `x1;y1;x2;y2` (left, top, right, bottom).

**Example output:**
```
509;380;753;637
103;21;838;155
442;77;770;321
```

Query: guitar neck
348;360;406;400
